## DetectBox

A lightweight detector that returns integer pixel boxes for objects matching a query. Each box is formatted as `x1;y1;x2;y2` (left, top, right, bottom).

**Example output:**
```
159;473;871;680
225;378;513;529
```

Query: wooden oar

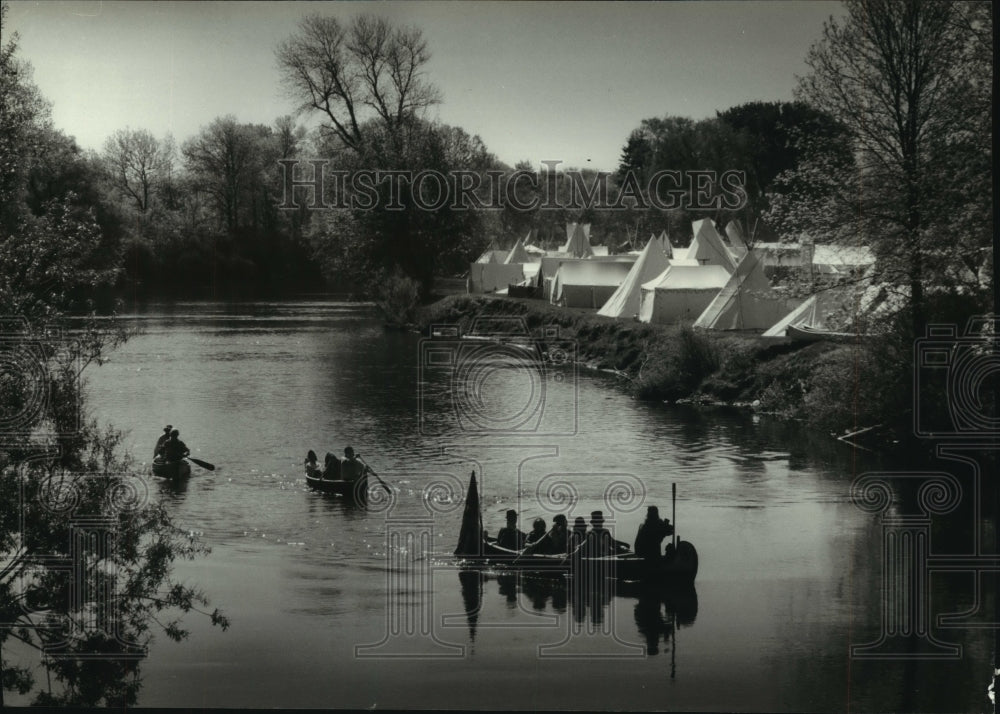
358;456;391;495
672;482;677;549
187;456;215;471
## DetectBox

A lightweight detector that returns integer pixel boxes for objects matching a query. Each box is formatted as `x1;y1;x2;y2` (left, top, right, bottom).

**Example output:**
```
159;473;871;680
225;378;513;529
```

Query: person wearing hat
496;509;526;551
570;516;588;552
580;510;615;557
154;425;173;458
634;506;674;563
581;510;631;557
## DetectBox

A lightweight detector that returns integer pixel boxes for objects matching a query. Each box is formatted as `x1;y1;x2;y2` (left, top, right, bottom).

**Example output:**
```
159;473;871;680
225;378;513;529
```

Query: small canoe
786;324;859;343
305;472;368;500
152;458;191;480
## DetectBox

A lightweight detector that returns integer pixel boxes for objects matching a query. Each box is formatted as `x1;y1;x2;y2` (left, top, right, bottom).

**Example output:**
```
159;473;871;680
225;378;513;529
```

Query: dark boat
453;472;698;584
472;538;698;583
152;457;191;480
305;470;368;500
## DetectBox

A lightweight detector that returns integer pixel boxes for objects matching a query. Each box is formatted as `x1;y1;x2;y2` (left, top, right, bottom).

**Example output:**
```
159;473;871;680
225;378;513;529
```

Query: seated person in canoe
496;509;526;550
340;446;367;483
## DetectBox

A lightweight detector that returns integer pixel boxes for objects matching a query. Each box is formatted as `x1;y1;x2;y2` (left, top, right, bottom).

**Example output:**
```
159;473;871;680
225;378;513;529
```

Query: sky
7;1;846;172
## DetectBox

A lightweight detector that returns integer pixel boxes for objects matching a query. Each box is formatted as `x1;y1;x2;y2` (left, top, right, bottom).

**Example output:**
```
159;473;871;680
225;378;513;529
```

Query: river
29;299;992;710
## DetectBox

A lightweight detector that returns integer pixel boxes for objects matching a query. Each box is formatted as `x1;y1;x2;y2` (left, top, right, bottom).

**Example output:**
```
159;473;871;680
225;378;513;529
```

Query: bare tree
102;128;171;213
276;13;440;152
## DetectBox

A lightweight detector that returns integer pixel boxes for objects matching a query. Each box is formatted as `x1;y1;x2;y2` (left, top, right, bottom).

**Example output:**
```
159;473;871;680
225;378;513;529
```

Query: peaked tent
598;237;673;318
551;260;633;308
561;222;595;258
638;264;731;324
762;289;849;337
687;219;737;272
693;252;801;330
724;221;749;259
504;237;531;264
658;230;673;259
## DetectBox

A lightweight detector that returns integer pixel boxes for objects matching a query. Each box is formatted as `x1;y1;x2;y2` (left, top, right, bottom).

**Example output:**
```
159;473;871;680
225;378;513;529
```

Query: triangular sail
454;472;483;556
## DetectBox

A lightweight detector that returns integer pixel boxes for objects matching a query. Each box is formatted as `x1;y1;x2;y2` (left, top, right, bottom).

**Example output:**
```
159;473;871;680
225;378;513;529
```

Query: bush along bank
419;295;914;450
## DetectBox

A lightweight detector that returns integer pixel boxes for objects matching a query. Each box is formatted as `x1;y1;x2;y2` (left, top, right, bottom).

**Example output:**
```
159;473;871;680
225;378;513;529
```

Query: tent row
466;219;880;338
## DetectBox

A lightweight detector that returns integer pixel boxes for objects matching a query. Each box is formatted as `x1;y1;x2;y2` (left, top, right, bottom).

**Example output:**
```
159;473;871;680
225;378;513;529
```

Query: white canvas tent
551;260;633;309
504;236;531;264
693;252;801;330
762;289;849;337
561;223;594;258
687;219;737;272
467;262;525;293
724;221;749;259
598;237;672;319
638;264;731;324
538;255;636;300
658;230;673;259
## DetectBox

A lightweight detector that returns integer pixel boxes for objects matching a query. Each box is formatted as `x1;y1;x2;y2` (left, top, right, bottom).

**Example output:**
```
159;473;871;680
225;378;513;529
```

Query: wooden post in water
672;482;677;549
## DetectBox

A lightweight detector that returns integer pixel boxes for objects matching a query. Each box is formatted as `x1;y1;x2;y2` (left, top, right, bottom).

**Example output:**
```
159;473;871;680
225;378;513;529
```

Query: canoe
152;458;191;480
454;472;698;583
786;324;859;343
466;538;699;584
305;472;368;500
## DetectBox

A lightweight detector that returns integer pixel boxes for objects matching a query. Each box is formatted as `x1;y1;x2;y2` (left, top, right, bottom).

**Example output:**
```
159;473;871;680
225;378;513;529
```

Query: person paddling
154;424;172;458
161;429;190;463
340;446;366;483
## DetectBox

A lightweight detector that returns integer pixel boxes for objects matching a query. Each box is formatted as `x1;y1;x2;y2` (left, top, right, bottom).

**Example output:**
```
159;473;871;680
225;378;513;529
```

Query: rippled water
24;299;990;710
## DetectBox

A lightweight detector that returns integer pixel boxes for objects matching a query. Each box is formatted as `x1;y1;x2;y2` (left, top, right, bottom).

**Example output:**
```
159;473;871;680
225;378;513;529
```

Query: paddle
672;482;677;549
186;456;215;471
358;456;391;495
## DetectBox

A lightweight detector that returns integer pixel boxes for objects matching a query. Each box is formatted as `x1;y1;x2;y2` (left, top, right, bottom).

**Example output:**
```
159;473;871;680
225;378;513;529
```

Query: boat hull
152;459;191;480
465;539;698;583
305;473;368;500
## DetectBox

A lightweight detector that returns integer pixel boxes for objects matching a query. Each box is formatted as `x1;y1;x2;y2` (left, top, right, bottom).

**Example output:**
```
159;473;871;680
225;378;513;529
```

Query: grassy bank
419;295;903;443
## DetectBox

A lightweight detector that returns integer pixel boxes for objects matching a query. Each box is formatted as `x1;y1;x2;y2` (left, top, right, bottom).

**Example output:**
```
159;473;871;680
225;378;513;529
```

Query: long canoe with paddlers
454;472;698;583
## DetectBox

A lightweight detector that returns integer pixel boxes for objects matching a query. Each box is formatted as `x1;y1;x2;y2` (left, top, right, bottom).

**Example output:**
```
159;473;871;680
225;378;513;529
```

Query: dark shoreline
418;294;911;455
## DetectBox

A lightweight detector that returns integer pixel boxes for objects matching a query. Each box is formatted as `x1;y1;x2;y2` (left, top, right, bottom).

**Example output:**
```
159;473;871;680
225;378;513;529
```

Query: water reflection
457;570;698;657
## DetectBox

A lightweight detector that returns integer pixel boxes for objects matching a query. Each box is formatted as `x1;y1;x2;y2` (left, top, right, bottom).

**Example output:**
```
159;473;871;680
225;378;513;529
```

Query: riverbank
419;295;903;448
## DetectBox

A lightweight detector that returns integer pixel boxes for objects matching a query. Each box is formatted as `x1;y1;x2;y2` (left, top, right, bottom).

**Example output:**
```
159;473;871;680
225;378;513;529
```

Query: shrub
375;268;421;326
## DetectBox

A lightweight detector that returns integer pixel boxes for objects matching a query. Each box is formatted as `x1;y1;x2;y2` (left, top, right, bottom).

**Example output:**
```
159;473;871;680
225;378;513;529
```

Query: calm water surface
32;300;992;710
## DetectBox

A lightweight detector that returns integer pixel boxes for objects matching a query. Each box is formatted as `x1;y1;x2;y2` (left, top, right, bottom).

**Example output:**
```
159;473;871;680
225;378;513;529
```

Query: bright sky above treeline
8;0;846;172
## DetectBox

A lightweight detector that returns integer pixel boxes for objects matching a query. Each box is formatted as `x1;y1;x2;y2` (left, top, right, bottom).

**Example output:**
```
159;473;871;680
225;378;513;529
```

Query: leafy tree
790;0;992;332
1;9;229;704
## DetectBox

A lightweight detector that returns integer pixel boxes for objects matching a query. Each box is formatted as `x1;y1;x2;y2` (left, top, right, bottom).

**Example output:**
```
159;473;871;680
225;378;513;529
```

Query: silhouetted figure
525;518;547;549
304;450;323;478
154;424;172;458
323;452;341;480
496;509;526;550
526;514;569;555
161;429;189;463
634;506;674;562
340;446;365;483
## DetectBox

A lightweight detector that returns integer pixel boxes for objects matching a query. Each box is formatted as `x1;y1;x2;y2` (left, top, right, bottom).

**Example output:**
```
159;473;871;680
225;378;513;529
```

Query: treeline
3;2;992;325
